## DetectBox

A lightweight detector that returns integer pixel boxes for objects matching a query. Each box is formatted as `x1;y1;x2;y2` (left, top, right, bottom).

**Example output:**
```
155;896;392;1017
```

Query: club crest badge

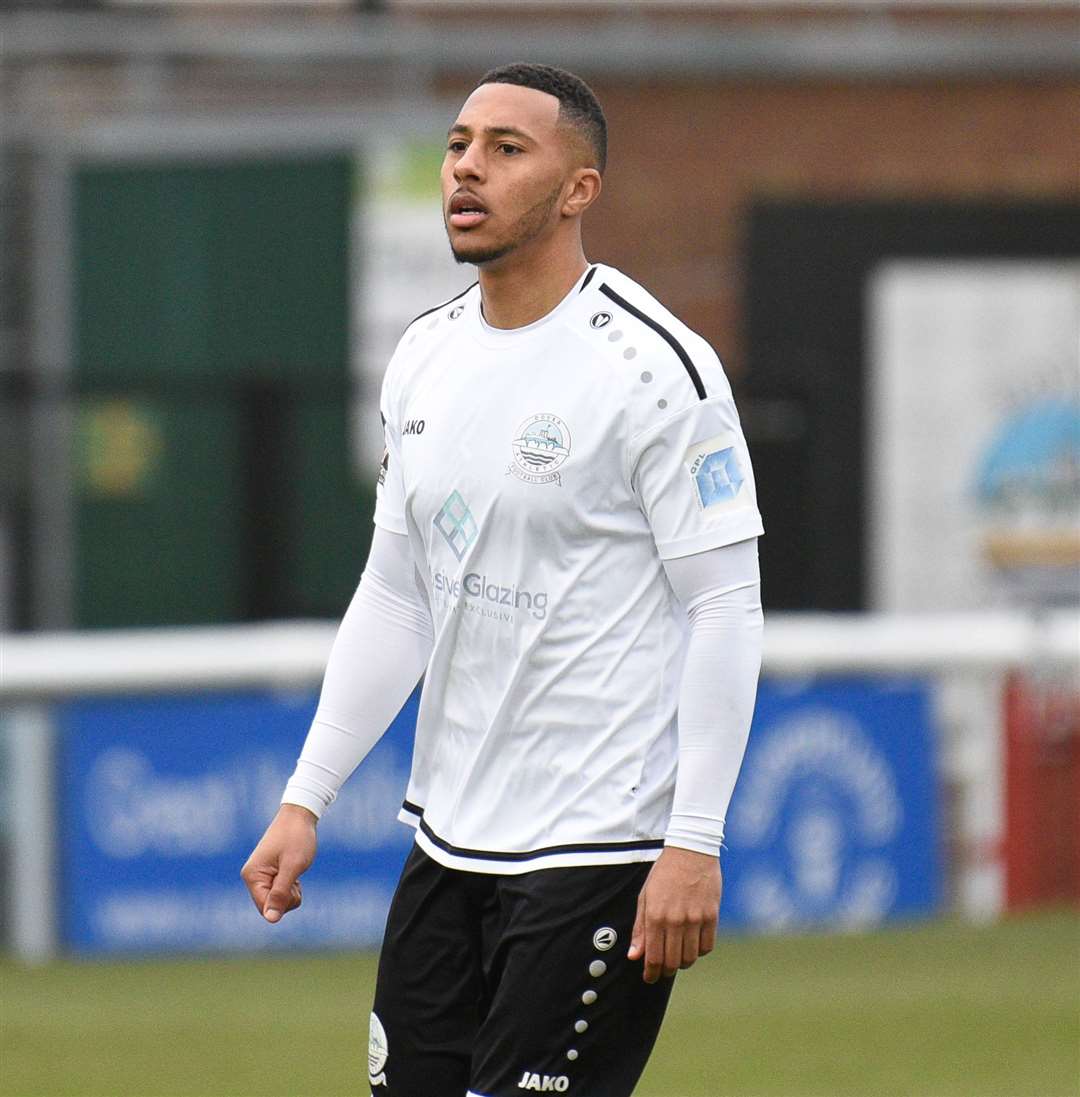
509;413;572;486
369;1012;389;1087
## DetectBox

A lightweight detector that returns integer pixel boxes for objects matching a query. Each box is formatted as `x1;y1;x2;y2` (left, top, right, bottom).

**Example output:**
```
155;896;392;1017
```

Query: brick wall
439;71;1080;375
7;7;1078;379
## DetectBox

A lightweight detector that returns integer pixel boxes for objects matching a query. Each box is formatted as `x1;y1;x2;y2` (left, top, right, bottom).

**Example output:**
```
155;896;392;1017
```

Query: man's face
442;82;575;267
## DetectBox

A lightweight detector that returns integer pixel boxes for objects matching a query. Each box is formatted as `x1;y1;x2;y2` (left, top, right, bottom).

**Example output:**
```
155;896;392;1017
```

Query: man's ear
562;168;602;218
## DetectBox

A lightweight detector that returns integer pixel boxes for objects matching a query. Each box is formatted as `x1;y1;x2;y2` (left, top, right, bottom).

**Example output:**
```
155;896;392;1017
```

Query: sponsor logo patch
684;431;746;510
431;568;549;622
433;490;478;561
592;926;617;951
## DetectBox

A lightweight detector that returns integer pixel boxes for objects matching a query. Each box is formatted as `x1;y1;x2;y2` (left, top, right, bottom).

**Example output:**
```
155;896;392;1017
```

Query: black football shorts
368;844;675;1097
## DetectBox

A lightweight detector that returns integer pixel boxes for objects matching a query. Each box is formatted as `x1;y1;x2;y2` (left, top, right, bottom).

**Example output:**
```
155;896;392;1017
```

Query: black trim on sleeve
598;283;708;400
578;265;597;292
403;282;478;334
401;801;665;862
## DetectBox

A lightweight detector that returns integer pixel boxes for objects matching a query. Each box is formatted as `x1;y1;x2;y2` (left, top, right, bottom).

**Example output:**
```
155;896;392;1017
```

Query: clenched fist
240;804;319;923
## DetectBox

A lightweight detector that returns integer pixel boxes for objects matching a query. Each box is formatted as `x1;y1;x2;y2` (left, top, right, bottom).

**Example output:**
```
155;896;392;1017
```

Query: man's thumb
263;864;298;923
628;892;646;959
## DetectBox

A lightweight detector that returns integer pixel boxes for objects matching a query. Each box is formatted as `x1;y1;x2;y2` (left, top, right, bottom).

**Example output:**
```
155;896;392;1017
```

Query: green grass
2;911;1077;1097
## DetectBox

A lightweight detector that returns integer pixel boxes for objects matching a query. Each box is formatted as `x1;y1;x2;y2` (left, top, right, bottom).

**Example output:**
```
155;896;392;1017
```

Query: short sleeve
631;394;763;560
373;380;408;536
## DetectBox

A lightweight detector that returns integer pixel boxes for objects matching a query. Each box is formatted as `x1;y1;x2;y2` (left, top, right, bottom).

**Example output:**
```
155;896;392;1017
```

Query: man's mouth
448;192;489;229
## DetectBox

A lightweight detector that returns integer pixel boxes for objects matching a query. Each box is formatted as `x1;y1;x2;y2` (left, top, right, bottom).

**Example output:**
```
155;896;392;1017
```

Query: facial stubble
447;180;564;266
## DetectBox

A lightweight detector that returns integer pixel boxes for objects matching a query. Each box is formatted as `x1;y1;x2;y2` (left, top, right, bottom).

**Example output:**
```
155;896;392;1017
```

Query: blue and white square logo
433;490;478;560
695;447;744;507
685;432;747;511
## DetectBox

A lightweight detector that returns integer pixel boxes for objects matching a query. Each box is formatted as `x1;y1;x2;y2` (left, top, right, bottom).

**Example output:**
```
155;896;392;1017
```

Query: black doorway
741;199;1080;611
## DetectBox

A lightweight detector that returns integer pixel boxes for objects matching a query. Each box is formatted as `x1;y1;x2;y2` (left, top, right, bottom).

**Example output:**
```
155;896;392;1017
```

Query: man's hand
240;804;318;924
627;847;721;983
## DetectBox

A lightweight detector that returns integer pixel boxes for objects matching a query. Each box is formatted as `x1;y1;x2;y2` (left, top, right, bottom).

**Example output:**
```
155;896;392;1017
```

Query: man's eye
497;144;521;155
447;141;467;153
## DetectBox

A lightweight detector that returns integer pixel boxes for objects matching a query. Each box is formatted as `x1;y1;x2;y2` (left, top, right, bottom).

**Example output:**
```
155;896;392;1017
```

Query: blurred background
1;2;1078;1095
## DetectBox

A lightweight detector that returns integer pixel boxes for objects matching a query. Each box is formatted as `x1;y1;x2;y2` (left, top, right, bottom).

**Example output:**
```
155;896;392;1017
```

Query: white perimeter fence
2;611;1078;962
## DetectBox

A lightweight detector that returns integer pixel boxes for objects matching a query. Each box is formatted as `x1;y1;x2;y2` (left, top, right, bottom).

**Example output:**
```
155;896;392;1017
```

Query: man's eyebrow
447;123;536;142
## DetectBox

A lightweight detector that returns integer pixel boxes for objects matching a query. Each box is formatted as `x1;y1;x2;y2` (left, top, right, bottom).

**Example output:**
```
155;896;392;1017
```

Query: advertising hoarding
56;675;938;953
722;677;940;931
58;689;417;954
869;261;1080;612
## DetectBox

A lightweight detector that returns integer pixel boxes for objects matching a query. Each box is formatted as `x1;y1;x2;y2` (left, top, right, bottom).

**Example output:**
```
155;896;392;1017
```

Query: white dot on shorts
588;960;607;977
623;347;637;360
640;371;653;383
567;1049;579;1061
608;330;623;342
574;1020;588;1034
582;990;598;1005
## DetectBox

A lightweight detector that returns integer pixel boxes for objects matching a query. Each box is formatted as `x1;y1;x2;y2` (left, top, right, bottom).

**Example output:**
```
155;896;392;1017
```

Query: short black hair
479;62;607;174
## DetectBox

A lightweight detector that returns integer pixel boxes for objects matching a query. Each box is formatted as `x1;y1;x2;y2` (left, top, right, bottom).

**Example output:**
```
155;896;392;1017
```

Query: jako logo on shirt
403;419;425;435
517;1073;570;1092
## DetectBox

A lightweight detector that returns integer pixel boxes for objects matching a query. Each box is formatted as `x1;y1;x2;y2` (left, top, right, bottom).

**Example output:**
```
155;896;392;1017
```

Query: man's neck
477;245;589;330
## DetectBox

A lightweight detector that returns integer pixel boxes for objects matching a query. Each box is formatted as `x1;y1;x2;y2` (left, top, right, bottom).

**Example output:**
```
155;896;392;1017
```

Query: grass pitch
1;910;1076;1097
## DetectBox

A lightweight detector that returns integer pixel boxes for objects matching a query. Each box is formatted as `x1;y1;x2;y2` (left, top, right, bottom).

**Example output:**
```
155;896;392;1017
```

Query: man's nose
453;145;484;183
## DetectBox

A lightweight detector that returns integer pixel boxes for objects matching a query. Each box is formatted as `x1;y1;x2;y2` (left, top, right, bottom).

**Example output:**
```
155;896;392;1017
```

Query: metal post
8;703;57;963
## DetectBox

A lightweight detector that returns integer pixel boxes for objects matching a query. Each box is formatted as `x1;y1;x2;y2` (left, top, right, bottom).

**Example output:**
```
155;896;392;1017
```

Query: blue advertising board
721;676;941;930
57;689;418;954
56;675;939;953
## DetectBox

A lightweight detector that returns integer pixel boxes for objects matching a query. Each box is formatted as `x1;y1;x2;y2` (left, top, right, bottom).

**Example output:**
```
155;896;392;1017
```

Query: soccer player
241;63;764;1097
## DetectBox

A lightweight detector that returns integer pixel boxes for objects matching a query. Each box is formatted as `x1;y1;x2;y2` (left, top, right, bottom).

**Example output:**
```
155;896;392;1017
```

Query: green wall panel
70;154;366;627
73;399;245;627
291;405;374;615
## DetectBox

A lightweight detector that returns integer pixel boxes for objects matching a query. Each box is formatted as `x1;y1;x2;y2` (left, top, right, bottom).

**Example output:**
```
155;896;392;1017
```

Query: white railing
4;611;1077;698
1;621;339;698
2;611;1077;962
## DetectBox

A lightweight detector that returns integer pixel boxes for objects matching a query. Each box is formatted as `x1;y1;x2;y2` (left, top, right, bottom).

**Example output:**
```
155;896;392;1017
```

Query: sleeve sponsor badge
684;431;746;511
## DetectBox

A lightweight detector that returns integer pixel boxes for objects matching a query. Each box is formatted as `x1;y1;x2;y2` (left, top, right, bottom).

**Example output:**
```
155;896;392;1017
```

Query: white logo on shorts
592;926;617;951
368;1012;389;1087
518;1072;570;1092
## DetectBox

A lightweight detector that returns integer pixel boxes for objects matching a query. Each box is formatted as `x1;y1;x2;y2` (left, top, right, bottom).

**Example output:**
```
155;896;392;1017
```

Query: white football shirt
375;263;763;873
